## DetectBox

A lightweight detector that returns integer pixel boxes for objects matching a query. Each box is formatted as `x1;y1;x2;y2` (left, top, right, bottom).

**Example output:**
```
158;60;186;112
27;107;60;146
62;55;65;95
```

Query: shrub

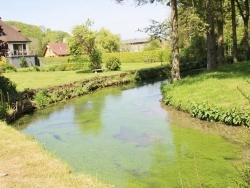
0;56;16;73
89;48;102;70
34;89;51;108
20;56;28;68
0;76;18;118
105;57;121;71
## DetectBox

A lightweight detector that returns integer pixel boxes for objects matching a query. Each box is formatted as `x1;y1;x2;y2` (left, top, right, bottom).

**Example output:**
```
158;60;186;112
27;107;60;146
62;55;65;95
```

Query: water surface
14;81;243;187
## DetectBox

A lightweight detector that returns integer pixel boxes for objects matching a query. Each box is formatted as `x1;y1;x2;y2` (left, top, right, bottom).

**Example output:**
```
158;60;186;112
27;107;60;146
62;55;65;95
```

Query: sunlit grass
4;62;164;91
162;61;250;110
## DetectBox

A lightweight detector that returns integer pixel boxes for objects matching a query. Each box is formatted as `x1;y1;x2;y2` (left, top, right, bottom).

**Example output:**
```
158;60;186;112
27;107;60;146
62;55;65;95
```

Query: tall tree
115;0;181;82
231;0;238;63
217;0;226;65
95;28;121;53
170;0;180;81
206;0;217;70
68;19;96;56
235;0;249;60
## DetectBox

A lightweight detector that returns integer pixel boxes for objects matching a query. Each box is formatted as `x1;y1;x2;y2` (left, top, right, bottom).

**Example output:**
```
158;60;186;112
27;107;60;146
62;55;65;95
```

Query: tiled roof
47;42;70;56
0;18;31;42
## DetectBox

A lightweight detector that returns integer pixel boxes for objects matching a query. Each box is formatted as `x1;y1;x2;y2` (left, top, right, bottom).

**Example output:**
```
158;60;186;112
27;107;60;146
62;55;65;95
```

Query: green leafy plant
34;89;51;108
105;57;121;71
20;57;28;68
89;48;102;70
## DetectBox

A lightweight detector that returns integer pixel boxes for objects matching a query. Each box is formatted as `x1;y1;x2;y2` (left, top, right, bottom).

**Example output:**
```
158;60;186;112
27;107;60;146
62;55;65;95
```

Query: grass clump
161;61;250;126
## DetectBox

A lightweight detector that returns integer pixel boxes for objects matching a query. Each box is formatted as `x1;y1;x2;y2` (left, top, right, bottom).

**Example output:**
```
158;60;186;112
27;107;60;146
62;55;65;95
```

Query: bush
89;48;102;70
20;56;28;68
0;76;18;118
0;56;16;73
105;57;121;71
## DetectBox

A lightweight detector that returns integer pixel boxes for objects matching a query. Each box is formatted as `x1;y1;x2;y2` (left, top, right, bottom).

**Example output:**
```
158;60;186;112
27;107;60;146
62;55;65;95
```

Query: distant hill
6;21;70;56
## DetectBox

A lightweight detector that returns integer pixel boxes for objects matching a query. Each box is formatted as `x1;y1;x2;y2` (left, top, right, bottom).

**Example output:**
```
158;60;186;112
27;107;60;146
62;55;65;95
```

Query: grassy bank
162;61;250;126
4;62;163;91
0;121;111;188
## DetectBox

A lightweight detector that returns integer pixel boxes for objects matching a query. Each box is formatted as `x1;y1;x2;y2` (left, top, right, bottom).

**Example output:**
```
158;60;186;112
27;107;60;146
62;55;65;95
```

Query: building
121;38;150;52
0;18;39;68
0;18;31;56
43;42;70;57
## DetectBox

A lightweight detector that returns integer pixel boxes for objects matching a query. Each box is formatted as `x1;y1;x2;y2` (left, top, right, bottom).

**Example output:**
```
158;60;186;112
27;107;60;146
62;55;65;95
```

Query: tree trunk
243;18;249;60
217;0;226;65
171;0;181;82
231;0;238;63
206;0;217;70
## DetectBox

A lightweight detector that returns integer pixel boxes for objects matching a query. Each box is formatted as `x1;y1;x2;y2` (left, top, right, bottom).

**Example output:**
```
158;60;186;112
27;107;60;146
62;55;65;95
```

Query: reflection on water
13;81;244;187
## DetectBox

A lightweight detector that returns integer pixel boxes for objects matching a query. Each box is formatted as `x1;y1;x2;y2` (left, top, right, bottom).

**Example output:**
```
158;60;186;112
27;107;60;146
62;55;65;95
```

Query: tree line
116;0;249;82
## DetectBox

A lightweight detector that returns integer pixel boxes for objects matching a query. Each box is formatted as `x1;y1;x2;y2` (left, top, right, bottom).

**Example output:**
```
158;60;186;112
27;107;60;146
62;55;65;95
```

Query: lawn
4;62;164;91
162;61;250;110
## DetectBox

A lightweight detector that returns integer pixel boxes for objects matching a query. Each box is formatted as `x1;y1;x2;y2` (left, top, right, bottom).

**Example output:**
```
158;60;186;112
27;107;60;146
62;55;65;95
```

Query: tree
68;19;96;56
217;0;226;65
206;0;217;70
170;0;180;81
235;0;249;60
115;0;181;82
96;28;121;53
231;0;238;63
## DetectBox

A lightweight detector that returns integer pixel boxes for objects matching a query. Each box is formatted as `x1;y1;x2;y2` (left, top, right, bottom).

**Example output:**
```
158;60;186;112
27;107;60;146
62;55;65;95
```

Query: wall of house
44;46;57;57
7;55;40;68
8;42;30;56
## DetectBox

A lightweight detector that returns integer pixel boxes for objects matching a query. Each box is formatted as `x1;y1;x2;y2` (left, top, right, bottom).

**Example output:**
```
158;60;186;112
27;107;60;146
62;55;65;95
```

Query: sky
1;0;170;40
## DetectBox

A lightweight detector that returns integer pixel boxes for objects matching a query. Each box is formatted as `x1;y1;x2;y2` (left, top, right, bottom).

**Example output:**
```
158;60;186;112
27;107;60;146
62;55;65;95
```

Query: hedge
103;50;171;64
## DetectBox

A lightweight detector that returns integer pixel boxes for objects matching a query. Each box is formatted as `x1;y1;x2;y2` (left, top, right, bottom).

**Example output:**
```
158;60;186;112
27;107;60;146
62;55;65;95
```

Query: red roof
45;42;70;56
0;18;31;42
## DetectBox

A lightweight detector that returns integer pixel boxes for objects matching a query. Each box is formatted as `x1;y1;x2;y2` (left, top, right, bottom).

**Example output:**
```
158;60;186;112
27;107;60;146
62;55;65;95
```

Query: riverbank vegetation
161;61;250;127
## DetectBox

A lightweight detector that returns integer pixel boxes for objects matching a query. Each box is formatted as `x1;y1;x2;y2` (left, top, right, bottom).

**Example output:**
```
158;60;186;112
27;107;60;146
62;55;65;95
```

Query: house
0;18;39;68
121;38;150;52
43;42;70;57
0;18;31;56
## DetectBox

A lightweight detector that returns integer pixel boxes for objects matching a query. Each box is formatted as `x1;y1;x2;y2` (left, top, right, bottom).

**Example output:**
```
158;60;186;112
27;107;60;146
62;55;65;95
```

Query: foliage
20;57;28;68
0;76;18;118
89;48;103;70
143;39;162;51
96;28;121;53
68;19;96;56
0;56;16;73
234;156;250;188
180;35;207;64
18;63;88;72
34;89;51;108
105;57;121;71
103;50;171;64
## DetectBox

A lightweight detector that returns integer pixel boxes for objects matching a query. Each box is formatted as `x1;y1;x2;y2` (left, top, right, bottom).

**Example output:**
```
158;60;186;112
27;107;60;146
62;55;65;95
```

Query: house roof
44;42;70;56
122;38;150;45
0;18;31;42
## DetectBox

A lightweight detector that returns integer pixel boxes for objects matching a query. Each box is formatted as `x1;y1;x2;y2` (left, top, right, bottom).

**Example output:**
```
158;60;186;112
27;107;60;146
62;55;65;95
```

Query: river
13;80;249;187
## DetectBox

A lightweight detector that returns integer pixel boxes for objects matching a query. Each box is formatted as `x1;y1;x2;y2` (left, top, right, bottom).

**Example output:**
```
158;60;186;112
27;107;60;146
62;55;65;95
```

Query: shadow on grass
177;61;250;86
75;70;92;74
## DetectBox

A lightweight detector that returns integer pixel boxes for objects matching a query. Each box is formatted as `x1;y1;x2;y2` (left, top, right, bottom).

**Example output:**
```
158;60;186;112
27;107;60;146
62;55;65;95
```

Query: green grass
4;62;164;91
162;61;250;111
